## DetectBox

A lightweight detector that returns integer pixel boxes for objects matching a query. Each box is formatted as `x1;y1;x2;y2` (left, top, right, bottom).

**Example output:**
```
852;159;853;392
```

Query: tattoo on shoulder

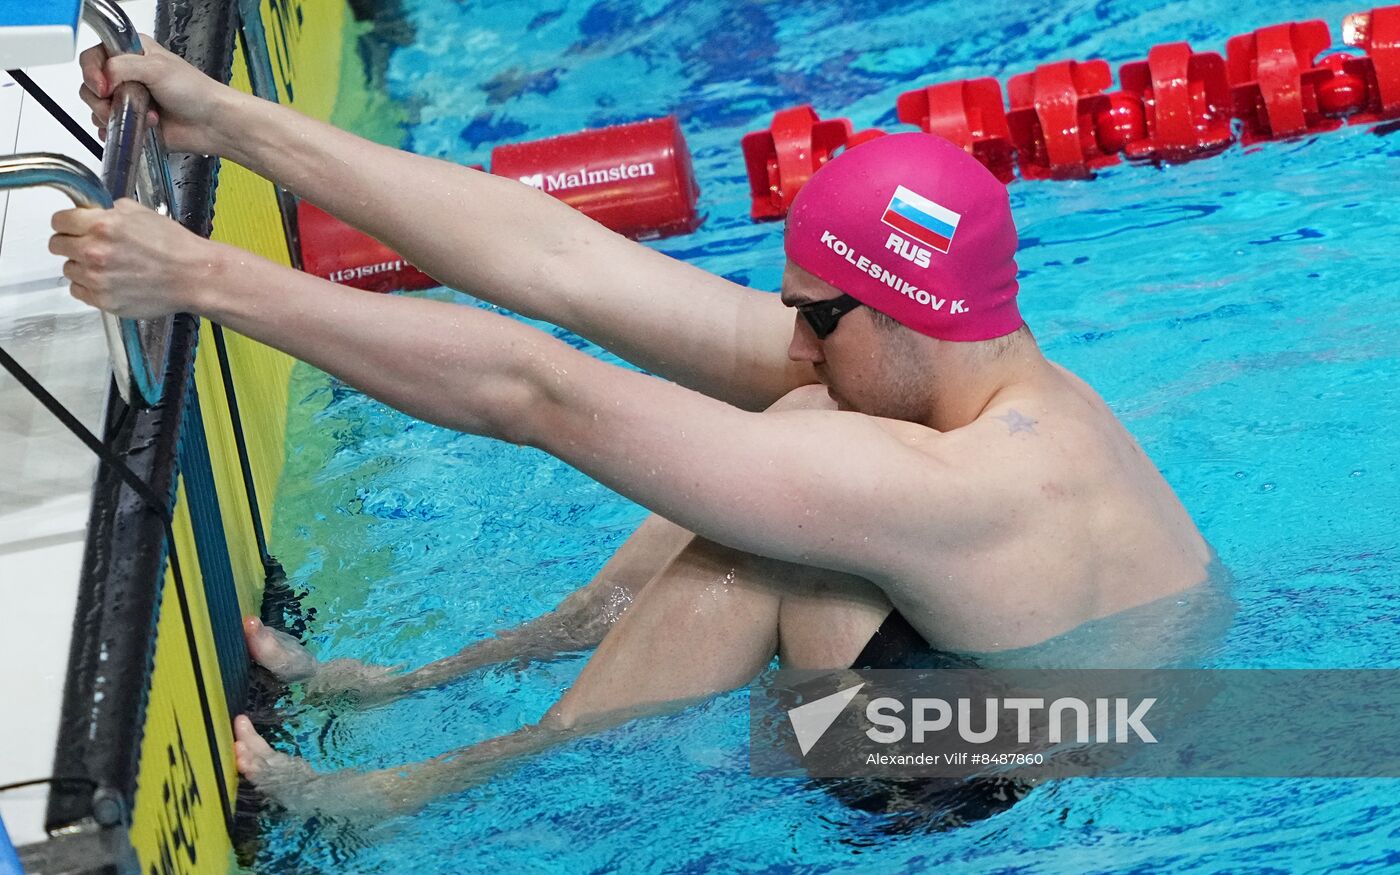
994;409;1038;435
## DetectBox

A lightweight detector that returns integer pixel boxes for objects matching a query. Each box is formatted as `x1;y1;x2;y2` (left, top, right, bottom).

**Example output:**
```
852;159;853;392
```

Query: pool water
249;0;1400;871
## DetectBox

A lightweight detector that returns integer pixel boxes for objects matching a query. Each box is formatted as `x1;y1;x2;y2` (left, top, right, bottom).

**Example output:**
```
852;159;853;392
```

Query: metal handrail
0;153;138;399
79;0;176;406
0;0;177;406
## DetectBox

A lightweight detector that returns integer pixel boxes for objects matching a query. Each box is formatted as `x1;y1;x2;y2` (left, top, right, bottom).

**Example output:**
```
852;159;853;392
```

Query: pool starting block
0;0;82;68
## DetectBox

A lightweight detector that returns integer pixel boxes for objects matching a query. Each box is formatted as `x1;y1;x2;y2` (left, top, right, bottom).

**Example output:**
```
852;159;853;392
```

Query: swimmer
59;39;1216;816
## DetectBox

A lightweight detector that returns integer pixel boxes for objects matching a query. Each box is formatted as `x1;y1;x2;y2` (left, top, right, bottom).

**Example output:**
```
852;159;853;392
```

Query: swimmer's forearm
214;96;813;411
194;243;545;441
216;95;586;305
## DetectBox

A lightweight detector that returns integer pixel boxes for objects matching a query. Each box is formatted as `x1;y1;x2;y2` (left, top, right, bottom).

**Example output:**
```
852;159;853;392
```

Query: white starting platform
0;0;156;855
0;0;83;70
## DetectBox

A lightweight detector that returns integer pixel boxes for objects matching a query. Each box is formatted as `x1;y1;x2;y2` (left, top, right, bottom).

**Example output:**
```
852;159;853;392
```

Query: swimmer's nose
787;313;824;365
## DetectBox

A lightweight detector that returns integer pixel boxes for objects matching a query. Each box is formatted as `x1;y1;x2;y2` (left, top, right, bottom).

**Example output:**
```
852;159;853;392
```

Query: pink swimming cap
784;132;1022;342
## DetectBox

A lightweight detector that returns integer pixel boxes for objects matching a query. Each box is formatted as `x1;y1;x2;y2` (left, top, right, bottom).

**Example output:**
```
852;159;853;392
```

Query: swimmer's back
890;363;1212;653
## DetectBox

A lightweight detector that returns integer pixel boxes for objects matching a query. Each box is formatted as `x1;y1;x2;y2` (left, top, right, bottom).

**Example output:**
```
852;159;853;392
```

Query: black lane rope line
4;69;104;160
209;324;274;571
209;324;297;635
166;536;237;831
0;777;99;794
0;343;235;831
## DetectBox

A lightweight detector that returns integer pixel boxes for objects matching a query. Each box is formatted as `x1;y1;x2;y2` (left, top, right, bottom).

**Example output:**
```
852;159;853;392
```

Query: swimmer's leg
236;536;790;815
245;513;694;704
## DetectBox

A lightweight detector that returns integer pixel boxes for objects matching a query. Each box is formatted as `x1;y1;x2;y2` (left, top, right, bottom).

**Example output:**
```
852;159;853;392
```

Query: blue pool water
251;0;1399;871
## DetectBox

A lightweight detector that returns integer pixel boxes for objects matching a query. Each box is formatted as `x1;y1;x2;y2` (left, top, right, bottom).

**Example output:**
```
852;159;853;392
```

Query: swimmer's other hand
78;35;242;155
48;199;224;319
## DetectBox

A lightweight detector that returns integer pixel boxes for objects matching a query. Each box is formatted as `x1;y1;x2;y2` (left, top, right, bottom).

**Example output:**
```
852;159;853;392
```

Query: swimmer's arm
50;205;956;596
525;356;973;591
80;38;811;409
176;245;961;587
213;94;814;410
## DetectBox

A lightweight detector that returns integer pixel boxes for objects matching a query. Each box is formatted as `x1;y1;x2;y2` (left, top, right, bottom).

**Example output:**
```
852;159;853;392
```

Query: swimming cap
784;132;1023;342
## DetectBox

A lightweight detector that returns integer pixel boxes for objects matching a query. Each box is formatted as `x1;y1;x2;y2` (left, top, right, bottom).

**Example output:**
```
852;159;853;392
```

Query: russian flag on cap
880;185;961;254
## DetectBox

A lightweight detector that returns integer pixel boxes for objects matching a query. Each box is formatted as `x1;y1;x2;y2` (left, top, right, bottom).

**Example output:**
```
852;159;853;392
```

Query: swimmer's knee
540;699;581;733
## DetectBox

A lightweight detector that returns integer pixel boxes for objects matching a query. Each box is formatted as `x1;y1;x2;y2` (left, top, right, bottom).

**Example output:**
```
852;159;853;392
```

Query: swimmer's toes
233;716;318;801
233;715;275;780
243;616;319;681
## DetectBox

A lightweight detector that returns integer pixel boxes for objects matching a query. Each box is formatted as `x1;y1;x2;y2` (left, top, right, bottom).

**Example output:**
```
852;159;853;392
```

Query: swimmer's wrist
181;240;237;318
207;88;265;163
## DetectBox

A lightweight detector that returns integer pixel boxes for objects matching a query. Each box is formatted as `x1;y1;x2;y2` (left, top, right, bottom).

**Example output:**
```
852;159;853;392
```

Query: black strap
0;344;164;515
4;69;104;160
0;777;98;794
0;343;236;830
210;324;279;575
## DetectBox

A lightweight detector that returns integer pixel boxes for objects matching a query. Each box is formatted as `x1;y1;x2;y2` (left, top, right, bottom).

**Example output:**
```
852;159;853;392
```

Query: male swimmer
57;39;1217;815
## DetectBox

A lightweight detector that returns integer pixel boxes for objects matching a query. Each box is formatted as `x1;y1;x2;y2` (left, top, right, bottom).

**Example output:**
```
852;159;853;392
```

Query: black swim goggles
797;293;864;339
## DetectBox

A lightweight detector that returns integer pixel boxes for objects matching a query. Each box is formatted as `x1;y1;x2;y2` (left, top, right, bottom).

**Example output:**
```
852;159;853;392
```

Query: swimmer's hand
78;35;240;155
48;199;223;319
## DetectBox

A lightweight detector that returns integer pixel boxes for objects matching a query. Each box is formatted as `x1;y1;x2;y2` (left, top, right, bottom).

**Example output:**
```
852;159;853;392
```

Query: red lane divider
1227;21;1340;143
1317;52;1371;118
896;78;1015;182
298;201;438;293
738;105;890;220
1006;59;1119;180
302;117;701;291
1119;43;1233;162
741;4;1400;218
491;116;701;240
1343;7;1400;122
297;4;1400;267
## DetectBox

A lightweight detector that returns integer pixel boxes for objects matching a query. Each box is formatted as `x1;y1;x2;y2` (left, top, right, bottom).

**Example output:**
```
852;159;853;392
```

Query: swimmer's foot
233;714;317;789
244;617;318;682
244;616;405;704
234;715;410;816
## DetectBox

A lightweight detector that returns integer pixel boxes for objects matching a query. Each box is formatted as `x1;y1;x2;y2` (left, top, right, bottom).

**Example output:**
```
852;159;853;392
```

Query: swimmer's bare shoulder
847;363;1213;649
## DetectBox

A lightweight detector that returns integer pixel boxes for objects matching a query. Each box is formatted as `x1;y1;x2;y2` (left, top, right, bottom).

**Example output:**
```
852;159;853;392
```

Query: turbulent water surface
249;0;1399;871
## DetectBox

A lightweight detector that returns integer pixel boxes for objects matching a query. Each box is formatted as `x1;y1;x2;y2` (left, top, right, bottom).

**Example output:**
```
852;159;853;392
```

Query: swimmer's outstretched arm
77;39;815;411
49;200;975;600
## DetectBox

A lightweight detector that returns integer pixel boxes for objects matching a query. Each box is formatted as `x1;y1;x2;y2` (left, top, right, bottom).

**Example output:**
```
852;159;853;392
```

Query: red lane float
1226;21;1340;143
300;118;701;291
896;78;1015;182
490;116;700;240
298;201;437;293
1343;7;1400;122
1317;52;1371;118
1005;59;1119;180
741;105;853;220
1118;43;1233;162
